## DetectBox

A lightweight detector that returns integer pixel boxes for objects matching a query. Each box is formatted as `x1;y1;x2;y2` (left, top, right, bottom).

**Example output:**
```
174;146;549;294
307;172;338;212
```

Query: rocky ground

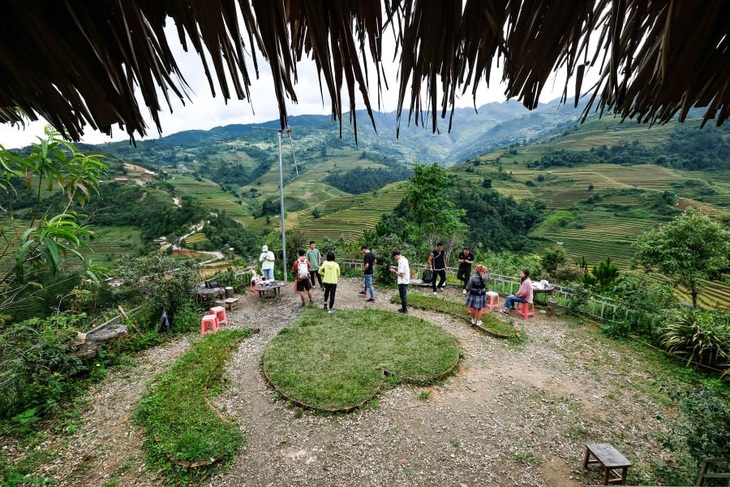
5;278;677;486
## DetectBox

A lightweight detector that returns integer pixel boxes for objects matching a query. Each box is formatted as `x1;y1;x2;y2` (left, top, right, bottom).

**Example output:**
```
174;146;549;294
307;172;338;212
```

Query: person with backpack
465;265;489;326
292;250;314;307
427;242;447;294
318;251;341;313
306;241;323;290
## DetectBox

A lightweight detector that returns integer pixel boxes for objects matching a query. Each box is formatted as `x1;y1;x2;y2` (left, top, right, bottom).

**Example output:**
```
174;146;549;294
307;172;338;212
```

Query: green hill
77;108;729;263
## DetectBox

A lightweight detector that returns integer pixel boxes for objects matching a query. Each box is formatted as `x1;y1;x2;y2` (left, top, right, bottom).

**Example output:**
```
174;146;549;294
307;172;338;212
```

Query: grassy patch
0;448;57;486
391;291;519;338
134;329;252;483
262;308;460;411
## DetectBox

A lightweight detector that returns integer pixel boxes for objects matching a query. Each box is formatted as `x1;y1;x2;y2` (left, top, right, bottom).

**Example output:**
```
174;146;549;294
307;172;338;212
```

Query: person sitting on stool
501;269;533;314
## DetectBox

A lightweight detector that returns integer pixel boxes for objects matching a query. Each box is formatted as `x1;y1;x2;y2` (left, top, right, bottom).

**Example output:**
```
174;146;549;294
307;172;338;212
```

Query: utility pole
278;129;287;283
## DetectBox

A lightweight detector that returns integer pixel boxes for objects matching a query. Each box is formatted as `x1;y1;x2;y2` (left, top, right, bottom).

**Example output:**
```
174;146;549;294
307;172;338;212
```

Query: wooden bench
696;457;730;486
583;443;632;485
223;297;239;310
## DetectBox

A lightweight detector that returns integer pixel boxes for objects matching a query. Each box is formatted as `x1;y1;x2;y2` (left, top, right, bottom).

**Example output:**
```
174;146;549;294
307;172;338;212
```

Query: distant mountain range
90;98;589;167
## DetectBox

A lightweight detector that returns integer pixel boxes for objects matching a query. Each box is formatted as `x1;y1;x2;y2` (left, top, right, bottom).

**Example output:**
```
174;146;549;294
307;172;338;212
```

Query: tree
592;257;620;290
540;246;567;279
402;163;466;259
0;127;107;314
633;209;729;306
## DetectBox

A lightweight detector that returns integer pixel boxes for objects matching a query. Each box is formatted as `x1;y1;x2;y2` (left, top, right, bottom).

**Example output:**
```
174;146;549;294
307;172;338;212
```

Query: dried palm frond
0;0;728;142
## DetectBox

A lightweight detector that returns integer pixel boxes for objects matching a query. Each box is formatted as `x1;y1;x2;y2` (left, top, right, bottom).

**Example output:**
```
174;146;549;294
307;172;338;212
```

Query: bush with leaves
0;312;89;423
603;271;678;338
658;310;730;368
660;384;730;484
540;246;567;279
113;254;202;329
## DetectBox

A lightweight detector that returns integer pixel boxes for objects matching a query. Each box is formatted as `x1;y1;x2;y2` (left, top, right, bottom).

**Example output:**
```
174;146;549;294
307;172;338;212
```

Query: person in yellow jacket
318;251;341;313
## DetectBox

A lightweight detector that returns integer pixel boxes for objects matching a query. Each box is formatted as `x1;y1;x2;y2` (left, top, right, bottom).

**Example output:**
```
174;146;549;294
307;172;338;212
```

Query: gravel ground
5;277;677;486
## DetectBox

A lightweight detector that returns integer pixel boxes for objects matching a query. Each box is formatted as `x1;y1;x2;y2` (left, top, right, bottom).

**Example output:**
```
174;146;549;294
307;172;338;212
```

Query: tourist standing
306;241;323;289
292;250;314;307
259;245;275;280
318;252;341;313
501;269;533;314
428;242;447;294
465;265;489;326
361;245;376;302
457;246;475;294
390;250;410;314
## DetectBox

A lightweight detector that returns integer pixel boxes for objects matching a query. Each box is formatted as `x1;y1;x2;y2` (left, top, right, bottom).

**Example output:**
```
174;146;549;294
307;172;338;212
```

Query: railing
340;260;641;322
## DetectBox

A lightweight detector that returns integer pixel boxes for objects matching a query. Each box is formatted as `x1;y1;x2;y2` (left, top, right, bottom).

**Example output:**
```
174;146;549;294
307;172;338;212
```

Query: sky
0;24;588;150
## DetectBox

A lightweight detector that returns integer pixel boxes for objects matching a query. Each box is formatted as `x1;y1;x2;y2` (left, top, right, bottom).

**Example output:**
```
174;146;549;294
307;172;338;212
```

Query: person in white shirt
259;245;275;280
390;250;410;314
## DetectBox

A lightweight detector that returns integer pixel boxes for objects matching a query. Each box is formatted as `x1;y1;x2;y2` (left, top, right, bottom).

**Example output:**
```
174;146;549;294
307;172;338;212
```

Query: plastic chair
486;291;500;311
209;306;228;327
516;301;535;318
200;314;219;336
249;278;261;296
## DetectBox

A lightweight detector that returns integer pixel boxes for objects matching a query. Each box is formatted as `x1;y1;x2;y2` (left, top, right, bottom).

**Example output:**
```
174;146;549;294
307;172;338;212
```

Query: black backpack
422;268;433;283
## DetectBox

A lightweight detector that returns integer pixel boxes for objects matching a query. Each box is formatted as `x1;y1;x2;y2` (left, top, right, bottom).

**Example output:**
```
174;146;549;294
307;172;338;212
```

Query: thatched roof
0;1;728;142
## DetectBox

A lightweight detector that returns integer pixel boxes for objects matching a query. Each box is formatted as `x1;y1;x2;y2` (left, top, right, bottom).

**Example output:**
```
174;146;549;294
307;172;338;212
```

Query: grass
390;291;520;338
134;329;252;483
261;308;461;411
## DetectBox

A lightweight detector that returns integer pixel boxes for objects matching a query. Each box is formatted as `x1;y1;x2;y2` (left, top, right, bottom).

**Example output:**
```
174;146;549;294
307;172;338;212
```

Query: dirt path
8;278;674;486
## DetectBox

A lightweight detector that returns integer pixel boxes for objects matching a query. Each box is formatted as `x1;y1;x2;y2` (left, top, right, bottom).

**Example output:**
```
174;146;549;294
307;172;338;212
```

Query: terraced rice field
691;282;730;311
184;232;209;246
534;213;654;265
295;183;407;241
536;237;635;267
537;188;594;208
169;174;249;218
79;226;144;265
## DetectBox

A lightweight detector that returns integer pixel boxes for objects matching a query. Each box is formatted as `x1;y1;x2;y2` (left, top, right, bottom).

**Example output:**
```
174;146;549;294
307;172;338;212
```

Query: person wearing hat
259;244;275;280
390;250;410;313
465;265;489;326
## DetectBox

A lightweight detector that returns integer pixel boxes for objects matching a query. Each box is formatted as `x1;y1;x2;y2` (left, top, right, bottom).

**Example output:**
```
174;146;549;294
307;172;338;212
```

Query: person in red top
501;269;533;314
292;249;314;307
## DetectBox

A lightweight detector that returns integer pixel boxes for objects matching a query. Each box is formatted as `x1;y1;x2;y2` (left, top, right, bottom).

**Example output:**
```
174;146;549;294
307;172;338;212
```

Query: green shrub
679;388;730;460
659;385;730;484
0;313;88;422
658;310;730;368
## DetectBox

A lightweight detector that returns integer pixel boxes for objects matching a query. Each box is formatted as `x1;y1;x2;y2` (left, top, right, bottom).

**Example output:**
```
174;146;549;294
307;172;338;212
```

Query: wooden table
253;281;285;300
195;286;225;305
532;286;555;306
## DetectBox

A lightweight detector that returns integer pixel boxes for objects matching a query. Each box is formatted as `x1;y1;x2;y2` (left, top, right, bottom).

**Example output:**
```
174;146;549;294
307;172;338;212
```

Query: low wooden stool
224;297;239;310
583;443;632;485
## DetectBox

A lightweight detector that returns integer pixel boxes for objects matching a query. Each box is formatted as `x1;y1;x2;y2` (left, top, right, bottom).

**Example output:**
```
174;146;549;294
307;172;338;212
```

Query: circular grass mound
262;308;461;412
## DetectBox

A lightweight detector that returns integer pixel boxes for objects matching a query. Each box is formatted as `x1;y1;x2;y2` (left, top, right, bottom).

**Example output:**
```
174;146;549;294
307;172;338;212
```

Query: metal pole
278;129;288;283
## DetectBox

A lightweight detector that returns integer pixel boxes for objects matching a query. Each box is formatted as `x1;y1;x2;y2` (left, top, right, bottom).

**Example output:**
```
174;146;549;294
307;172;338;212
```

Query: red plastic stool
209;306;228;327
486;291;500;311
517;301;535;318
200;314;219;336
249;278;261;296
